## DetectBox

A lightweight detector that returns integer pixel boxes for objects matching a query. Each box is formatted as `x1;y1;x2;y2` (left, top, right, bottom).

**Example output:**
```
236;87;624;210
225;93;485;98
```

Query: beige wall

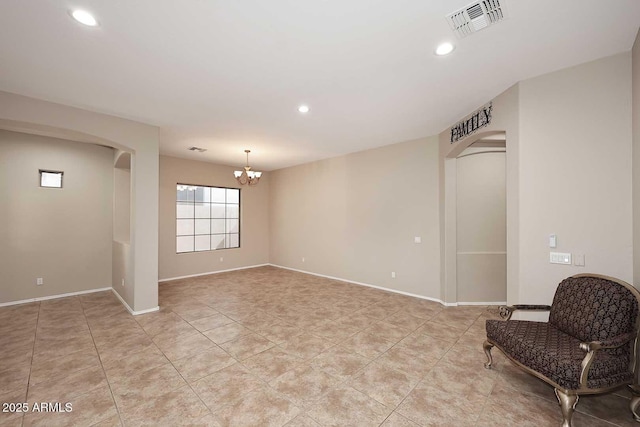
0;45;635;310
269;136;441;299
518;52;633;307
456;147;506;302
113;151;133;303
0;130;113;303
633;29;640;286
439;52;632;310
159;155;270;280
114;152;131;243
0;91;159;312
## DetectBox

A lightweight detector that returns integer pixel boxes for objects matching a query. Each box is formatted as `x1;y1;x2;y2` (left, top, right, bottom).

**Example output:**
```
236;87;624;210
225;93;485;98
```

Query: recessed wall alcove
0;91;160;313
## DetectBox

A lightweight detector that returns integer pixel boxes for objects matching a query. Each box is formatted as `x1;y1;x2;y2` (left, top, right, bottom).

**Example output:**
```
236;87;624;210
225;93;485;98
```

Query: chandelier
233;149;262;186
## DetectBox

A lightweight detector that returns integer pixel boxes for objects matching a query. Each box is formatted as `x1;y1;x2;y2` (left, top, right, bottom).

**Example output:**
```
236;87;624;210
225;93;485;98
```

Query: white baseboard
159;263;270;283
0;265;500;312
457;301;506;306
111;288;159;316
269;264;451;306
0;287;112;308
268;264;506;307
0;286;160;316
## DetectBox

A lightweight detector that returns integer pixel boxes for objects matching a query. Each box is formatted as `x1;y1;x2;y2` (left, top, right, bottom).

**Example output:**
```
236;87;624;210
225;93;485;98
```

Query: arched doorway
455;135;506;303
442;129;508;305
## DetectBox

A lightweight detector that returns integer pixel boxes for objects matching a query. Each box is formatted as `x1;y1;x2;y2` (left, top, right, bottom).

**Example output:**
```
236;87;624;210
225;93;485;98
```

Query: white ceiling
1;1;639;171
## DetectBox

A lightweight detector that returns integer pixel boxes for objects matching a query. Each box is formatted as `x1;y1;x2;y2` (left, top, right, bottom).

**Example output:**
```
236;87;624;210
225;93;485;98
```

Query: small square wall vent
447;0;506;38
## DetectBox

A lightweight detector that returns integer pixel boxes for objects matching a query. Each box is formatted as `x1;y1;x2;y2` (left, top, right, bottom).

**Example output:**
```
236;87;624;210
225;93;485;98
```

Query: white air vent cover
447;0;506;38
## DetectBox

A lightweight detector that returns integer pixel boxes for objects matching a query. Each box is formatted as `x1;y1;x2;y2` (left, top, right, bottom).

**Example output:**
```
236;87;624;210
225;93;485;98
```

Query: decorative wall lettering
450;102;493;143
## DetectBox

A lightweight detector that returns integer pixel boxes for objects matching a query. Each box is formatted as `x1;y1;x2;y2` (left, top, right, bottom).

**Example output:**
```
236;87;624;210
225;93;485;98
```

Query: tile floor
0;266;635;426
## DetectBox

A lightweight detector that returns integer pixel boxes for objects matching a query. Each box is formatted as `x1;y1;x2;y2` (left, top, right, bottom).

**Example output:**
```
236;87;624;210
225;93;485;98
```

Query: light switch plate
550;252;571;265
574;254;585;267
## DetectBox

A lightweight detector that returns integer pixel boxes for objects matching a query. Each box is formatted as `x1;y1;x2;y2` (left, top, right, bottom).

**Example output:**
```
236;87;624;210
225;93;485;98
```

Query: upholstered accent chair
483;274;640;427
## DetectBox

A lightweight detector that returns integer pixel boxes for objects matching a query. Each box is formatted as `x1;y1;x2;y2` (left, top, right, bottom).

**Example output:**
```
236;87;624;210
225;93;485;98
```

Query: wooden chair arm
498;305;552;320
578;331;637;388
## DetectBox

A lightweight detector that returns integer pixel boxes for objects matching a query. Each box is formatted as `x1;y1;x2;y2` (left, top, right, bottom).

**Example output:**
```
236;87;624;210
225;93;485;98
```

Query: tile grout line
131;307;203;420
441;307;496;425
465;308;499;425
265;307;427;424
348;310;444;425
178;285;491;423
176;300;310;424
304;305;442;424
154;302;268;423
159;274;624;427
5;273;630;426
350;306;490;425
81;299;126;427
173;294;366;423
160;306;227;424
21;301;41;427
184;294;435;424
24;298;122;426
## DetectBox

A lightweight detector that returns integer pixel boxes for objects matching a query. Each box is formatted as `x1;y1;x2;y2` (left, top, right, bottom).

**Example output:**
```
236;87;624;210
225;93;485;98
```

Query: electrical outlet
302;257;305;262
121;278;125;287
36;277;43;286
391;272;396;279
219;257;223;262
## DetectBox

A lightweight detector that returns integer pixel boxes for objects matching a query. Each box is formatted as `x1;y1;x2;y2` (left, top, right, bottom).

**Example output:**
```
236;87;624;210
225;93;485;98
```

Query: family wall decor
450;101;493;143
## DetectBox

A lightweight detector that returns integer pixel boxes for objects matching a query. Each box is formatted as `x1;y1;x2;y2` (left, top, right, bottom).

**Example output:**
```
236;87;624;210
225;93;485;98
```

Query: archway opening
442;130;508;305
455;134;506;303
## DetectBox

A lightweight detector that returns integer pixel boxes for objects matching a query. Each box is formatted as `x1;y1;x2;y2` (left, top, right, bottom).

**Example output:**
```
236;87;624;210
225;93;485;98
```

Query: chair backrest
549;274;640;344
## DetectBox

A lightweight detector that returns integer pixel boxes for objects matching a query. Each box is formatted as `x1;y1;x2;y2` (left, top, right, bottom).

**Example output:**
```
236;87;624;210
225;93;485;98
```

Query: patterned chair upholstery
483;274;640;427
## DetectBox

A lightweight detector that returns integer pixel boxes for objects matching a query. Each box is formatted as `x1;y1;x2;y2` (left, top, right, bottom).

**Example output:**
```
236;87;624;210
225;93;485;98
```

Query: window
176;184;240;253
40;170;63;188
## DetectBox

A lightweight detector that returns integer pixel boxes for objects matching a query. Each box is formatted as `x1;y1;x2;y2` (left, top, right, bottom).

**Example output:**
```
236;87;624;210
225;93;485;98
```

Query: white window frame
176;184;240;253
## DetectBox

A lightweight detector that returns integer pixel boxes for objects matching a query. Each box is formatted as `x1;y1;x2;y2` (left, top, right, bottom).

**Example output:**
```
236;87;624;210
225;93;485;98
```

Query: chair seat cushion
486;319;633;390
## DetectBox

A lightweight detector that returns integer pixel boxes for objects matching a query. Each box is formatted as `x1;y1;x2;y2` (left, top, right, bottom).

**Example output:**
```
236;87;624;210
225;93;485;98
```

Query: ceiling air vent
447;0;506;38
188;146;207;153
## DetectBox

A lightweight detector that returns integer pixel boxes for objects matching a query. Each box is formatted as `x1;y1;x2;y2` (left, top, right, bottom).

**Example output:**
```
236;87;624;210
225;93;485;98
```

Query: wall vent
447;0;506;38
188;146;207;153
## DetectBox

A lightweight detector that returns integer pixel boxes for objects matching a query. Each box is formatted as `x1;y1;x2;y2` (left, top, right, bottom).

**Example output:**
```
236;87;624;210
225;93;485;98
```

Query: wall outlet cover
550;252;571;265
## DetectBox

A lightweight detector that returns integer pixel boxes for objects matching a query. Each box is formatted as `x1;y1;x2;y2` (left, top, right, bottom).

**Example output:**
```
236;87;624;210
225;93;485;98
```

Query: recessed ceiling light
298;105;310;114
71;10;98;27
435;42;455;56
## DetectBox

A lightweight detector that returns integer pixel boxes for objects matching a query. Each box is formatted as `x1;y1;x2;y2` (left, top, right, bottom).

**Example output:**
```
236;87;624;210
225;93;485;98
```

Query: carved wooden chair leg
629;385;640;422
483;340;494;369
555;389;578;427
631;396;640;423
